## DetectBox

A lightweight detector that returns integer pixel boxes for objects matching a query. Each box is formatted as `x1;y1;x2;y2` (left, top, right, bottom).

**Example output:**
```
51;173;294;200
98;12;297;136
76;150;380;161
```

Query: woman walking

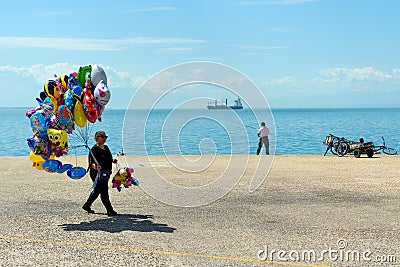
82;131;118;216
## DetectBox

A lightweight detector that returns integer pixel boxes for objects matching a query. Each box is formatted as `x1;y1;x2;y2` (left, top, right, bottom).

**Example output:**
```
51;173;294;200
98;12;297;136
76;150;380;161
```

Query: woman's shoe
82;205;95;214
107;210;118;216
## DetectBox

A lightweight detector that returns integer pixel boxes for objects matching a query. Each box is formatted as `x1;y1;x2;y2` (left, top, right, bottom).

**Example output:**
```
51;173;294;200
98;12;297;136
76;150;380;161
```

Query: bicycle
323;134;351;157
373;136;397;155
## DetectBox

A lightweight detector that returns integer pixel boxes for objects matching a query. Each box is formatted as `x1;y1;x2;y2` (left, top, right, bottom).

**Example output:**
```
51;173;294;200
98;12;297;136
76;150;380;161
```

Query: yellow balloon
29;151;44;170
74;101;87;127
113;168;128;185
29;152;55;170
49;97;58;110
47;128;68;149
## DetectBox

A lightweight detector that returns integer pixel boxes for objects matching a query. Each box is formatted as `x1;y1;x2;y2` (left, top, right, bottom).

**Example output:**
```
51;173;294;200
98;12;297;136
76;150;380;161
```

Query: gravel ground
0;154;399;267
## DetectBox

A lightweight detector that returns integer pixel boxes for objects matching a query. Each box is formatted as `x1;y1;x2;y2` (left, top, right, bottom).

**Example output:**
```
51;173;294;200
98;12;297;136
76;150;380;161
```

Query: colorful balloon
73;100;87;127
29;151;46;170
94;80;110;106
91;64;107;87
47;129;68;157
41;159;86;179
58;105;74;133
67;167;87;179
26;64;110;181
30;111;49;137
83;88;97;123
69;75;83;97
44;80;63;109
112;167;138;190
64;89;75;111
42;159;63;173
55;74;69;93
77;65;92;88
27;135;51;157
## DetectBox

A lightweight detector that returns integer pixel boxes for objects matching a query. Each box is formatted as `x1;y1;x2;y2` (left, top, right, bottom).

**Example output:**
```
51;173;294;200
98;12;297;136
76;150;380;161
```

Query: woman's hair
94;131;106;141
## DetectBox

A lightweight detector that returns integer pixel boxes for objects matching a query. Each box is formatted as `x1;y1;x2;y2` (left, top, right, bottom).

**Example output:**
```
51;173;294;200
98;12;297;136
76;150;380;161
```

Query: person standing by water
82;131;118;216
256;122;270;155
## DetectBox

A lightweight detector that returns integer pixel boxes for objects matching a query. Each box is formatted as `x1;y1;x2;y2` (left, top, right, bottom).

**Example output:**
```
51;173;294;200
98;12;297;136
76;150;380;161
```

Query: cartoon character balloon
94;80;110;121
44;80;63;109
94;80;111;106
47;128;68;157
69;74;83;97
91;64;108;87
26;63;112;181
83;85;97;123
77;65;92;88
112;167;139;191
55;74;69;94
57;105;74;133
29;111;49;138
64;89;74;111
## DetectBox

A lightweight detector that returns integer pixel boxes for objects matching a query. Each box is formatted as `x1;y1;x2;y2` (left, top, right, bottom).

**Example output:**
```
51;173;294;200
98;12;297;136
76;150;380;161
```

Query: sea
2;107;400;157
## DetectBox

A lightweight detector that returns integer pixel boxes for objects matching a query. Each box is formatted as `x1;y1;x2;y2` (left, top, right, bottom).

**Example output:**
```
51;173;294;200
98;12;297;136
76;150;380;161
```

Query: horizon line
5;106;400;110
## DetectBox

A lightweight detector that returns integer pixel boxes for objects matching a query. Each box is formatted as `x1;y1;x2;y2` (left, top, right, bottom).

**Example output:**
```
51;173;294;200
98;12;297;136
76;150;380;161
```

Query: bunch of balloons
26;64;111;179
112;167;139;191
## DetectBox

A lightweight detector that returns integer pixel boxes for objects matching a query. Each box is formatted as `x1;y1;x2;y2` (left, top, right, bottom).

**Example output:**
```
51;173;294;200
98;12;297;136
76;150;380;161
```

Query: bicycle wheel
383;147;397;155
336;141;349;157
330;142;339;156
366;149;374;158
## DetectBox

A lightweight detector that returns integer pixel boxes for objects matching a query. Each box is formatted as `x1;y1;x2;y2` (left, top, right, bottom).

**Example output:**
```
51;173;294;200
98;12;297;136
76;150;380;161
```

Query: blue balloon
43;97;52;105
42;160;62;173
30;111;49;135
58;164;73;173
57;105;74;132
67;167;86;179
64;90;74;109
69;76;83;97
132;177;139;186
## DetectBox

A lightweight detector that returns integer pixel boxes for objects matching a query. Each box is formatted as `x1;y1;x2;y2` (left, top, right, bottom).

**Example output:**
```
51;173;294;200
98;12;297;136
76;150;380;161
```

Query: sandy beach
0;154;399;266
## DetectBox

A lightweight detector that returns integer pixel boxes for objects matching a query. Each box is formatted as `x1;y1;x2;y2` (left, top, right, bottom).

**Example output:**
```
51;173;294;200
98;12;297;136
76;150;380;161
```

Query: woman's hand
92;163;102;170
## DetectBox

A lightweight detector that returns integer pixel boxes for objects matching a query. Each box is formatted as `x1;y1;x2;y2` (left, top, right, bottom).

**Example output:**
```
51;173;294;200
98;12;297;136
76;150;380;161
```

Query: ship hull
207;105;230;109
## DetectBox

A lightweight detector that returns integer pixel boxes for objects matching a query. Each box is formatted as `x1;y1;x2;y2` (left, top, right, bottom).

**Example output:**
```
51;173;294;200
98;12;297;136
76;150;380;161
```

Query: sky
0;0;399;109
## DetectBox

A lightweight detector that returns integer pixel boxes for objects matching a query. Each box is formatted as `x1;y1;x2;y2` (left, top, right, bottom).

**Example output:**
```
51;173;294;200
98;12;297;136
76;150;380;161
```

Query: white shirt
258;126;269;138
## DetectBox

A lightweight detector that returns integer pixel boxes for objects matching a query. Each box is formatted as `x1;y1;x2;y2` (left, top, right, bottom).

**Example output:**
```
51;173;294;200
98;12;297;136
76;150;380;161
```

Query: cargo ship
207;97;243;110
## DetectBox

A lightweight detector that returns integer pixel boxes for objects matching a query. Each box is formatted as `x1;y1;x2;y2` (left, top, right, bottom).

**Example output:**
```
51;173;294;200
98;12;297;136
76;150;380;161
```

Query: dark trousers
256;136;270;155
84;175;114;212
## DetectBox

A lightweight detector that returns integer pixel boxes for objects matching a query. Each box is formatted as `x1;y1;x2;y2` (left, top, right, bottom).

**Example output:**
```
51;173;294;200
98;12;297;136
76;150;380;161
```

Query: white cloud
181;57;224;61
237;0;319;6
317;67;393;83
104;66;150;88
0;63;148;89
393;68;400;76
270;76;296;86
235;45;289;50
159;47;194;52
0;63;75;84
0;37;208;51
124;7;176;12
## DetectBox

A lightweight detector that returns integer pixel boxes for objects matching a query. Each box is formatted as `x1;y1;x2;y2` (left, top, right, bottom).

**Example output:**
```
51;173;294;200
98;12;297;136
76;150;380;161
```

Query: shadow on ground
59;214;176;233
